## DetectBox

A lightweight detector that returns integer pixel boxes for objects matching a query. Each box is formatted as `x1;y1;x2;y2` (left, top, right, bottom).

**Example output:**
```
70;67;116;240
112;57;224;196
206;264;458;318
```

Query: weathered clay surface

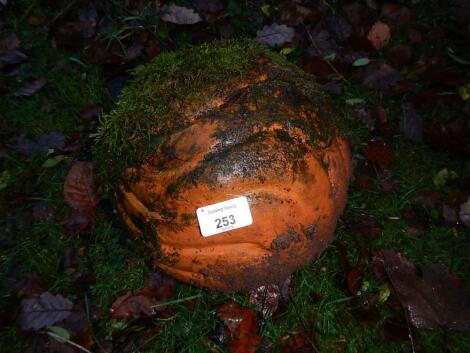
114;49;352;292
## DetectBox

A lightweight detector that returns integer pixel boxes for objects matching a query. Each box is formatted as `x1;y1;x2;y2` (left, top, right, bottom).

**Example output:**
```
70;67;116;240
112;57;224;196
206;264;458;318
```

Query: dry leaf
365;138;395;169
249;284;280;319
217;300;261;353
161;3;202;24
20;292;73;331
12;78;46;97
378;250;470;331
256;23;295;47
63;162;100;211
367;21;391;50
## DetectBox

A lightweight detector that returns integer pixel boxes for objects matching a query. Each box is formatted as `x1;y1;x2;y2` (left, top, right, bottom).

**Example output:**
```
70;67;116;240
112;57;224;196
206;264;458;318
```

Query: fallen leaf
52;305;93;351
399;102;422;142
367;21;391;50
54;5;97;46
365;138;395;168
77;5;97;39
279;2;315;26
20;292;73;330
110;275;176;322
279;328;317;353
6;136;40;156
37;132;66;151
347;268;362;294
63;162;100;232
0;49;27;68
110;288;160;320
325;15;352;43
63;162;100;211
352;57;370;67
12;78;47;97
216;300;261;353
256;23;295;47
161;3;202;24
14;271;48;298
378;250;470;331
380;3;411;24
362;60;402;90
249;284;280;319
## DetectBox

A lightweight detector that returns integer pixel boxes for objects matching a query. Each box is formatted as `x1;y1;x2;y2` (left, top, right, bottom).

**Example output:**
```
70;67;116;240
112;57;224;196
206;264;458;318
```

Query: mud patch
270;226;302;250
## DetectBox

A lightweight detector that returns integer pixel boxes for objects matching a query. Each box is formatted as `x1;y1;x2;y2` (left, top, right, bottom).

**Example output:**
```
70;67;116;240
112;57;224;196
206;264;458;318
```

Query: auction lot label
196;196;253;237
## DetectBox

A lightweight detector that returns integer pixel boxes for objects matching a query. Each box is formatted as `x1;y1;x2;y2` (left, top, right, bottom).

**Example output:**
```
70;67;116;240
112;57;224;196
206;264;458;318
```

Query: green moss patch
93;39;335;186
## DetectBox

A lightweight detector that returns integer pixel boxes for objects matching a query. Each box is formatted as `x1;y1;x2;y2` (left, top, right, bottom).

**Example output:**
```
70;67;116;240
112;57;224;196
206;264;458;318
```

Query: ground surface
1;1;469;353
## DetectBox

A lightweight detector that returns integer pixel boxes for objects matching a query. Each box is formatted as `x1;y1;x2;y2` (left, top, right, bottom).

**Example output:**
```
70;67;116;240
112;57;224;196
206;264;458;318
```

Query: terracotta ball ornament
95;39;352;292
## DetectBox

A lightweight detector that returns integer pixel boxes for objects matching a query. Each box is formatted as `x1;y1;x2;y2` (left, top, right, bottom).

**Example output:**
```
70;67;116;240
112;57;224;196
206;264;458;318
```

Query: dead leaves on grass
377;250;470;332
63;161;101;232
216;300;261;353
20;292;73;331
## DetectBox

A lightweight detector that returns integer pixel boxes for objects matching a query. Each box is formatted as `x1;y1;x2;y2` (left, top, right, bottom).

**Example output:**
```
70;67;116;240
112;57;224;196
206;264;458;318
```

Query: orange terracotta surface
115;57;352;291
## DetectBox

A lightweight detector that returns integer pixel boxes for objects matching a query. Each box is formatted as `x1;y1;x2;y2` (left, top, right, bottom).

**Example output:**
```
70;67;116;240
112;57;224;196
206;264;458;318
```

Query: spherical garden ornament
95;39;352;292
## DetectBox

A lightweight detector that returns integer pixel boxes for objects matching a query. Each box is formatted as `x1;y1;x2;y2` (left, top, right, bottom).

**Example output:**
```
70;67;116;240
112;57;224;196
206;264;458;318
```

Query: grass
1;1;470;353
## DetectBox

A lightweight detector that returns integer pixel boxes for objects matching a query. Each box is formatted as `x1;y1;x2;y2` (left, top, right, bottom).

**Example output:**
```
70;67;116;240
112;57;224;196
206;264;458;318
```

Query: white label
196;196;253;237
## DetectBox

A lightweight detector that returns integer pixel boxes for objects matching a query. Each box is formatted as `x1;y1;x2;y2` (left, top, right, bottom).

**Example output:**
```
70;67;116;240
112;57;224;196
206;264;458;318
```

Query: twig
302;21;350;86
47;332;93;353
151;294;203;308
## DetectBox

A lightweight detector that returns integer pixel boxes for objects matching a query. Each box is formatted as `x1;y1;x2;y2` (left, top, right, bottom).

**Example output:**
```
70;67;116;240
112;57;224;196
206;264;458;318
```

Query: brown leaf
20;292;73;330
279;328;317;353
63;162;100;211
110;285;175;320
15;271;48;298
378;250;470;331
216;300;261;353
399;102;422;142
367;21;391;50
362;60;402;90
12;78;46;97
48;305;93;352
249;284;280;319
365;138;395;169
279;2;316;26
346;268;362;294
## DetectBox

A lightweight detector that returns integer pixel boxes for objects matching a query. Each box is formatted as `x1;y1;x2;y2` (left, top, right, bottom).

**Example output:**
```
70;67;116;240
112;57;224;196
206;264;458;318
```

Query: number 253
215;215;236;228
